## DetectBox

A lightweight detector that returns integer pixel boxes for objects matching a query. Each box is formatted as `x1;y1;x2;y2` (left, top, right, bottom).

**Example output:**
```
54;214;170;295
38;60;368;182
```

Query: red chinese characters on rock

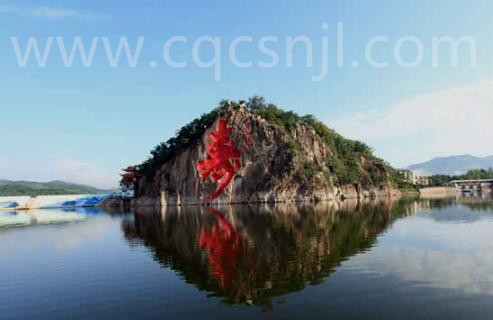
196;118;241;202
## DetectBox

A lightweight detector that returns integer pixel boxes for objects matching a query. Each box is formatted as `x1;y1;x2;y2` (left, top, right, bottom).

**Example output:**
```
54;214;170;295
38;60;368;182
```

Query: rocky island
132;97;404;207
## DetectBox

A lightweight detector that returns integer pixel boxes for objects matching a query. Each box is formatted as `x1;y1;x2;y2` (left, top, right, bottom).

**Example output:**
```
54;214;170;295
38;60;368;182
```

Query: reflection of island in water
121;199;415;308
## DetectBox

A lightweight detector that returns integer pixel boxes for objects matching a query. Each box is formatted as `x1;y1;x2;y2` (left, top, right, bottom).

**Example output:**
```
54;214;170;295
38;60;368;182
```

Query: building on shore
120;166;141;198
398;169;430;186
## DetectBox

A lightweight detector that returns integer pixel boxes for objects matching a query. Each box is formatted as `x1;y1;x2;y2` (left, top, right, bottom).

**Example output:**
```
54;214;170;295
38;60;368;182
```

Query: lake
1;196;493;319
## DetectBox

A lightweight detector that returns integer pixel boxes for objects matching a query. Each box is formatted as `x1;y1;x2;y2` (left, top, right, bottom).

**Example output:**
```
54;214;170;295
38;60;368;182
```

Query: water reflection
347;196;493;297
121;198;414;308
2;196;493;319
411;196;493;223
199;208;243;289
0;208;93;228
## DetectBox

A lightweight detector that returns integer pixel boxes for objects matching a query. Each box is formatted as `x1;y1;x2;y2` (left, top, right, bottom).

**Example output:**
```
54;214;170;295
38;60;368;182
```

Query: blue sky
1;0;492;188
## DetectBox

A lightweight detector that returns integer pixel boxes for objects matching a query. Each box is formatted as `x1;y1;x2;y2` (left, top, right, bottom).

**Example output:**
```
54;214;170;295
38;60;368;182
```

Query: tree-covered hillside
0;180;106;196
138;97;408;189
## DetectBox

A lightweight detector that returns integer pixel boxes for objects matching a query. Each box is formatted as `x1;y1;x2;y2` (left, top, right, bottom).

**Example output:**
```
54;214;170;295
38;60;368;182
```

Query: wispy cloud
51;158;118;189
0;4;110;20
330;79;493;167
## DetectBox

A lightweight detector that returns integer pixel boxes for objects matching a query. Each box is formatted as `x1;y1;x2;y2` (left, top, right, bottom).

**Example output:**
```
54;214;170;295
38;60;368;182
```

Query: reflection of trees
457;194;493;212
121;199;413;309
463;201;493;211
198;208;243;289
417;195;493;213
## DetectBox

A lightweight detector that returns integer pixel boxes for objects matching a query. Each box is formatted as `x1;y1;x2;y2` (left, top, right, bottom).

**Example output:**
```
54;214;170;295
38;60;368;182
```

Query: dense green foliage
246;96;377;185
428;168;493;186
138;96;388;186
428;174;453;187
457;168;493;180
386;167;419;191
138;104;228;176
0;180;105;196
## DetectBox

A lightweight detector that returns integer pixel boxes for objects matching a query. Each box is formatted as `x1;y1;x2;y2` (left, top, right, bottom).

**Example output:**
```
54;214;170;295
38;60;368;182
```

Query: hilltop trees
138;97;390;188
428;168;493;186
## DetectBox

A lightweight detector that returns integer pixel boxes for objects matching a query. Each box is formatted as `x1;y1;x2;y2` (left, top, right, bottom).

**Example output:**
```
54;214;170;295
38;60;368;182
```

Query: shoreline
101;190;404;210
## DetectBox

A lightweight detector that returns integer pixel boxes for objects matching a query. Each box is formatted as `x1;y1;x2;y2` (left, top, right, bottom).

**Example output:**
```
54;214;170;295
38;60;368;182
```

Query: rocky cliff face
134;104;399;207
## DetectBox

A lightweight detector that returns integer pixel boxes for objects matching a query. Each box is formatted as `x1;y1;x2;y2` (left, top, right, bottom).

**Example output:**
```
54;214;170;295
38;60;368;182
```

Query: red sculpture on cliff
196;118;241;201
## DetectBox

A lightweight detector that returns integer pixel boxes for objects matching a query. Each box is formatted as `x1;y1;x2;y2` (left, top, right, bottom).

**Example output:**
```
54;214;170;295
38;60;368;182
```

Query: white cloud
30;6;86;19
51;158;119;189
330;79;493;167
0;4;110;20
0;155;118;189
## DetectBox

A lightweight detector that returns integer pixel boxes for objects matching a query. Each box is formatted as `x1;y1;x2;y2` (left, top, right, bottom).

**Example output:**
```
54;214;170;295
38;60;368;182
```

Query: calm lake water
1;196;493;319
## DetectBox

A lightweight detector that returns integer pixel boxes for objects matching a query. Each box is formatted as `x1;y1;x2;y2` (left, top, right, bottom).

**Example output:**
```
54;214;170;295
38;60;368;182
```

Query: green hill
135;97;410;205
0;180;106;196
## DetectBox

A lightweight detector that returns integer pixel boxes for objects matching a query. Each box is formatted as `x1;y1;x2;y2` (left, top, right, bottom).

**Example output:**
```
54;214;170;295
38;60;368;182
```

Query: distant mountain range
408;155;493;176
0;180;107;197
